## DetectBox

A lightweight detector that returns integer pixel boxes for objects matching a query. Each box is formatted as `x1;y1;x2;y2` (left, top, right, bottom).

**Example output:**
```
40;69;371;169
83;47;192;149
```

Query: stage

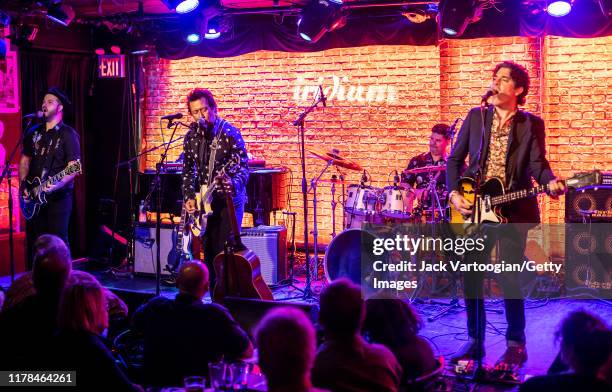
3;262;610;391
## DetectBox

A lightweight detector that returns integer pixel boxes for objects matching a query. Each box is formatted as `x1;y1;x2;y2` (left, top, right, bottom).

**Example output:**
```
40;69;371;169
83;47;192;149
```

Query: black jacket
446;106;556;223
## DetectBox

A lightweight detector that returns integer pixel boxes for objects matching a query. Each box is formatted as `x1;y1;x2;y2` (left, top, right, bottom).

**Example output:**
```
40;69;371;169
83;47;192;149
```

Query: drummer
401;123;451;189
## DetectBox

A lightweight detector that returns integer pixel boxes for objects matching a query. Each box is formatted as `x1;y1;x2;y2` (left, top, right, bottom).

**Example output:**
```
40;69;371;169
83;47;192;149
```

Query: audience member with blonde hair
256;307;328;392
51;280;141;391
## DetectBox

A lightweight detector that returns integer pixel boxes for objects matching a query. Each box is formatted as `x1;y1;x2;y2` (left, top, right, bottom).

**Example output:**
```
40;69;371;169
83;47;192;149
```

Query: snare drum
380;186;414;220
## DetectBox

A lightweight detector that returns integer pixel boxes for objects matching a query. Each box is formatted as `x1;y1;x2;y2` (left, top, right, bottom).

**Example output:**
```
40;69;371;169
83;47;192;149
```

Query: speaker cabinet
134;224;175;276
564;224;612;294
241;226;287;284
565;187;612;223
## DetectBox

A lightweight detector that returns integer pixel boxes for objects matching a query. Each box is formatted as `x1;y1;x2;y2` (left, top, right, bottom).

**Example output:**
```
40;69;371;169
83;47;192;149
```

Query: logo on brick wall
293;75;398;105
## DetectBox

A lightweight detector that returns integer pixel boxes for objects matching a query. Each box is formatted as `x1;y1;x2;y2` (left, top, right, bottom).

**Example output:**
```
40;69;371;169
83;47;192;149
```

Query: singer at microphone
445;63;566;367
480;89;497;107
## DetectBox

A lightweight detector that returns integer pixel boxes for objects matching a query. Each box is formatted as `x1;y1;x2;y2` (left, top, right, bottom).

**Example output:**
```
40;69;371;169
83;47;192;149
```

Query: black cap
43;87;71;108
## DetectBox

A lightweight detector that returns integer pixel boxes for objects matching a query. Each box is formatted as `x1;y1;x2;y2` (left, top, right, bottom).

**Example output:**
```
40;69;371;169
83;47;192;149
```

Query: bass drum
324;229;377;284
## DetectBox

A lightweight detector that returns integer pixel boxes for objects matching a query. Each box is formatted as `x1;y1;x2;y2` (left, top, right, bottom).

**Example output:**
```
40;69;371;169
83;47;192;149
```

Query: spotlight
546;1;572;17
203;16;219;39
297;0;345;43
46;3;75;26
95;48;105;55
162;0;200;14
186;32;202;44
110;45;121;54
438;0;481;37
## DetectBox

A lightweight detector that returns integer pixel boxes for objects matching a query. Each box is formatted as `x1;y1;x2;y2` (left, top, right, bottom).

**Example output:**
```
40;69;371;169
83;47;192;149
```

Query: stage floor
2;268;611;391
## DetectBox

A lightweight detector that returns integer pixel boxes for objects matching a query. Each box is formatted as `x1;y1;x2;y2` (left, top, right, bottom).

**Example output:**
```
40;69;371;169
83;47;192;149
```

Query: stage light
162;0;200;14
297;0;345;43
203;16;221;39
546;1;572;17
46;3;75;26
186;32;202;44
438;0;482;37
95;48;105;55
110;45;121;54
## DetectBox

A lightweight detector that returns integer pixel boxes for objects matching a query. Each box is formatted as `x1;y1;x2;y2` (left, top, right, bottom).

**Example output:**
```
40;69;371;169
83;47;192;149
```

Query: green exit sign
98;54;125;78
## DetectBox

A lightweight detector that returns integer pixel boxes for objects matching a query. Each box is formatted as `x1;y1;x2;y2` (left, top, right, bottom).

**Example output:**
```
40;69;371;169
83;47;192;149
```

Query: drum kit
305;147;450;284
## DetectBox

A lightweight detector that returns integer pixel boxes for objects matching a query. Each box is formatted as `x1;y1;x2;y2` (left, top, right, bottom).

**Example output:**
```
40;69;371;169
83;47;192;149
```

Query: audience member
132;261;252;387
256;307;328;392
0;287;4;313
2;234;69;311
0;236;72;368
363;298;437;381
51;279;141;391
520;310;611;392
312;278;403;392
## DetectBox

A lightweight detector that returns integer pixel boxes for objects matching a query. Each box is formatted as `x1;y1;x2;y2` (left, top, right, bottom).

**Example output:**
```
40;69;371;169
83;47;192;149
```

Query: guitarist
20;87;80;268
446;62;566;369
182;88;249;288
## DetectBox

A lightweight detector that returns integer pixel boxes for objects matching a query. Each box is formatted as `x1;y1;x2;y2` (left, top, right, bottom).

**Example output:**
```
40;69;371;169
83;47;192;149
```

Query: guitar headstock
68;159;83;175
566;170;602;190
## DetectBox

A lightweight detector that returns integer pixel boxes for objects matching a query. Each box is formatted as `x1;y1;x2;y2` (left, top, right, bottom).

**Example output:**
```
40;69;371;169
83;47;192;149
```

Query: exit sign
98;54;125;78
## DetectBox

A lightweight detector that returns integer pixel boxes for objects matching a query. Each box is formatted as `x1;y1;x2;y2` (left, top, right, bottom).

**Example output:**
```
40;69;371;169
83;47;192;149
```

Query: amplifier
241;226;287;284
565;186;612;223
134;224;175;276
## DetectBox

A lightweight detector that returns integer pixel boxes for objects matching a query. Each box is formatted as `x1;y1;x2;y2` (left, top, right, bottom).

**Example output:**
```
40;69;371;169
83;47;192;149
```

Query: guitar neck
224;190;242;248
42;164;77;188
490;183;555;206
176;208;186;251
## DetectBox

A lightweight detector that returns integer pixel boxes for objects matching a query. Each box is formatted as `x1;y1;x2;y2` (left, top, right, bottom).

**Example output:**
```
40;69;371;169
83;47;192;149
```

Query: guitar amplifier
241;226;287;284
565;186;612;223
134;223;175;276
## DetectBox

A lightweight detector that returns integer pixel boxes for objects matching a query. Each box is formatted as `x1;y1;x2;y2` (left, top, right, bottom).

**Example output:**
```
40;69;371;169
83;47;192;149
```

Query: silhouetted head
176;261;209;299
319;278;364;339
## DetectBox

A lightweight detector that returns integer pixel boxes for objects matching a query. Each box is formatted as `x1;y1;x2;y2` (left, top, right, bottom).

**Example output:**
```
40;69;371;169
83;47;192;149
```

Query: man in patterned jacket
182;88;249;288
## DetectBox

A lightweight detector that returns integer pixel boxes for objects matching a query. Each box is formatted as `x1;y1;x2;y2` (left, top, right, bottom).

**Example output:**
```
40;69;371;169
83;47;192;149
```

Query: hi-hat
307;147;362;171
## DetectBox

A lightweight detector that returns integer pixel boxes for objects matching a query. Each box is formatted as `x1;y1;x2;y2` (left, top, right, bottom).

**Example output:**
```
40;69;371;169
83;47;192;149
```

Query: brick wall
142;36;612;243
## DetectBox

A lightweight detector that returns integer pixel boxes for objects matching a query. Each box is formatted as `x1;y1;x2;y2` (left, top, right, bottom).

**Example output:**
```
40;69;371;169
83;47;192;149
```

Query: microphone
481;89;497;107
23;111;43;119
161;113;183;121
361;170;368;184
319;85;327;107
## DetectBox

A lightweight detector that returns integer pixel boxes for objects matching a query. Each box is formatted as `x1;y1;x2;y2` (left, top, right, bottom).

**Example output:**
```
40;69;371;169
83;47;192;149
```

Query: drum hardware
403;165;445;175
306;147;363;172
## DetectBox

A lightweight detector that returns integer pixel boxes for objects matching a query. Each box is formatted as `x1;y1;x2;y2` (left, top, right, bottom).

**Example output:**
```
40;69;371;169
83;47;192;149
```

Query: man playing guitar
446;62;565;369
20;87;81;268
182;88;250;289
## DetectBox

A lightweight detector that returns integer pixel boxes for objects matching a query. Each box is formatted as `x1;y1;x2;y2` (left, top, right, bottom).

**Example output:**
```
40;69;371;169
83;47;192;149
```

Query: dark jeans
203;194;245;288
463;224;529;344
25;191;73;269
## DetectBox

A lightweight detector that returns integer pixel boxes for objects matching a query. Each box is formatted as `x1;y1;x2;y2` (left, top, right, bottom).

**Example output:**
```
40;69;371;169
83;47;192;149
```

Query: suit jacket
446;106;556;223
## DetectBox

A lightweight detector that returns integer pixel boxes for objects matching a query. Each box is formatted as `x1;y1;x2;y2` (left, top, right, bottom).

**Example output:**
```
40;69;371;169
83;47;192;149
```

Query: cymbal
307;147;363;171
404;165;445;175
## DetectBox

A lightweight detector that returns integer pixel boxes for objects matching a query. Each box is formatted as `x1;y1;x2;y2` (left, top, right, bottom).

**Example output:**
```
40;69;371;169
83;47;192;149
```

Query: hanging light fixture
162;0;200;14
297;0;345;43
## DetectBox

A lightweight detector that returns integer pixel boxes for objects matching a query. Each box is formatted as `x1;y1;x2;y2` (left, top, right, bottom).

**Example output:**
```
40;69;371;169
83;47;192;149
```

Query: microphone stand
115;120;189;295
0;118;35;282
292;92;326;300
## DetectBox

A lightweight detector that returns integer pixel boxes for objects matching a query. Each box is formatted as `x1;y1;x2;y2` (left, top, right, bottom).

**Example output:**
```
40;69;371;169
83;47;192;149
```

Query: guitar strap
199;119;227;186
41;126;62;180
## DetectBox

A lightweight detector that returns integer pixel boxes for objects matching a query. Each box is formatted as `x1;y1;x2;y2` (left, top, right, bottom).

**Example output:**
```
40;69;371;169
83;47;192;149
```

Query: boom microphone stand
292;87;327;300
116;119;189;295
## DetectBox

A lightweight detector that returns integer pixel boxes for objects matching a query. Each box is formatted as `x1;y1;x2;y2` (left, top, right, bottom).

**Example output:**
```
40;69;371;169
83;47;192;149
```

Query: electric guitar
212;174;273;303
449;170;602;226
166;203;194;274
19;159;82;220
190;155;240;237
